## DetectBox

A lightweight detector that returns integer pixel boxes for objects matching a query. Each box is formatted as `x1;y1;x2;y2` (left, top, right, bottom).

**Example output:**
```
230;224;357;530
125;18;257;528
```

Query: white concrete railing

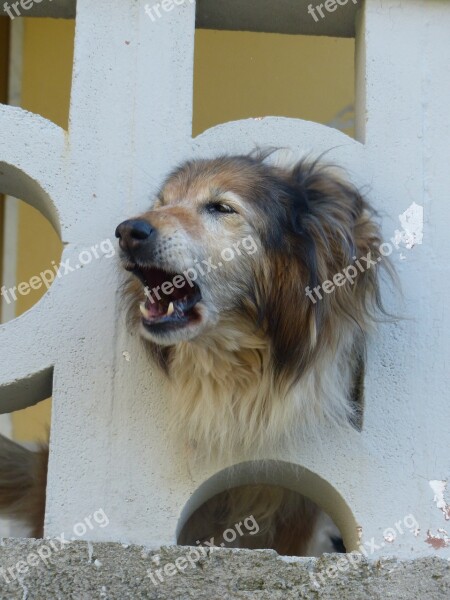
0;0;449;559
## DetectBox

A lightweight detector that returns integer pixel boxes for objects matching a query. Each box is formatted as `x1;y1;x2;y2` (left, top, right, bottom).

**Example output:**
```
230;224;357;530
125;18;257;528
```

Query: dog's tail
0;434;48;537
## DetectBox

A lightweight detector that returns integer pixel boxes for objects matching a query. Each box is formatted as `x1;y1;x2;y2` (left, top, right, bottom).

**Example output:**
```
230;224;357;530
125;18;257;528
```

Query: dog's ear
262;161;386;390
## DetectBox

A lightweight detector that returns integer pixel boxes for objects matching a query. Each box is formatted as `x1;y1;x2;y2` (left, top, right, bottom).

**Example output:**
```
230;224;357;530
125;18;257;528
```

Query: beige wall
17;16;74;312
2;23;353;441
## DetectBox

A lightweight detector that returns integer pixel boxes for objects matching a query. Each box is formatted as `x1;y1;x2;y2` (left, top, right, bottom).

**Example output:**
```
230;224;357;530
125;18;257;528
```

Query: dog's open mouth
130;265;202;331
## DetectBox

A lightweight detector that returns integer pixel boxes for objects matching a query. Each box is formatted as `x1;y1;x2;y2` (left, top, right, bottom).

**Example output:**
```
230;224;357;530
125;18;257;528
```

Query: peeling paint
425;529;450;550
393;202;424;249
429;480;450;520
122;351;131;362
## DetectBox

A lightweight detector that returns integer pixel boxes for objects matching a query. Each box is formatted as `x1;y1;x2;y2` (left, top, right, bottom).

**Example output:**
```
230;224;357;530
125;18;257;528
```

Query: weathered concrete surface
0;540;449;599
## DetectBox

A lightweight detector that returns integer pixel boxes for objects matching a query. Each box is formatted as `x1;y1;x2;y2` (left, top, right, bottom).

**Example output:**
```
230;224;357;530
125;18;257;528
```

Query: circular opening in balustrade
0;196;62;322
177;460;357;557
0;163;62;323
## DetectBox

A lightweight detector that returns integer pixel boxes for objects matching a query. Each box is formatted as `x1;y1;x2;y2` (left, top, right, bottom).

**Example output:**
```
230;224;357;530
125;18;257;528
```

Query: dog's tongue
140;296;173;320
145;299;168;318
137;267;201;323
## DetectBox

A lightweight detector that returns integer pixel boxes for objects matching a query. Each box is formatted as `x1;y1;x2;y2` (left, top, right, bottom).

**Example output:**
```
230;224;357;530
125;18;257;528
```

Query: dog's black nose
115;219;155;249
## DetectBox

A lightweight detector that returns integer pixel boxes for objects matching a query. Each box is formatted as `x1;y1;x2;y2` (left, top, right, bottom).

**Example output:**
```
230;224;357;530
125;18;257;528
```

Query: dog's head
117;154;386;384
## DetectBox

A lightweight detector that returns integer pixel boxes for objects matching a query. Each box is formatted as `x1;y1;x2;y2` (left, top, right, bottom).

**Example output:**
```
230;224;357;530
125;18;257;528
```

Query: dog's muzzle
116;218;203;336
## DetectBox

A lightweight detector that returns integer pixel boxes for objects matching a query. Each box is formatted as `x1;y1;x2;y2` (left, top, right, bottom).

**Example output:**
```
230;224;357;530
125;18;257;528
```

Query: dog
0;435;47;538
0;152;388;554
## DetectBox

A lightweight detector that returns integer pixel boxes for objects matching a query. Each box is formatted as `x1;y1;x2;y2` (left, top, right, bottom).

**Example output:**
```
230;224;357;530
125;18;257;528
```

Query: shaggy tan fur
0;434;47;538
117;154;390;554
0;153;390;555
123;155;387;461
178;484;321;556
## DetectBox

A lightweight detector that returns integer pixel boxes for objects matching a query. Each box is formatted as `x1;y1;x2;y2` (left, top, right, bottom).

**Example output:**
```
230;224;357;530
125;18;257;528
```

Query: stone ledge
0;539;449;599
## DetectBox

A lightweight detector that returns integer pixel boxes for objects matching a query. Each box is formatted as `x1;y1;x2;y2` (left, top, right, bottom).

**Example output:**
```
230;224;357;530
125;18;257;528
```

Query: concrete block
0;540;449;599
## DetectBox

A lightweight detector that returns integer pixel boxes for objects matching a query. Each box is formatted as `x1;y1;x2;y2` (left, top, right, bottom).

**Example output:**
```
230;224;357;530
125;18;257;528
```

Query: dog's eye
204;202;237;215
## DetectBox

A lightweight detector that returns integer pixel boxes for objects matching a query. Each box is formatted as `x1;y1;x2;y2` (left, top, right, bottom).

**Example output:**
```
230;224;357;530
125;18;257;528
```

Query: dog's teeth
140;302;151;320
167;302;175;316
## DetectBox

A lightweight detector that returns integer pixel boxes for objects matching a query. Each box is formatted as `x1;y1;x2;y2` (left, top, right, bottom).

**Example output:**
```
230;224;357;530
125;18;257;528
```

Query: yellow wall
10;18;74;441
193;30;354;137
4;23;353;441
0;17;9;289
